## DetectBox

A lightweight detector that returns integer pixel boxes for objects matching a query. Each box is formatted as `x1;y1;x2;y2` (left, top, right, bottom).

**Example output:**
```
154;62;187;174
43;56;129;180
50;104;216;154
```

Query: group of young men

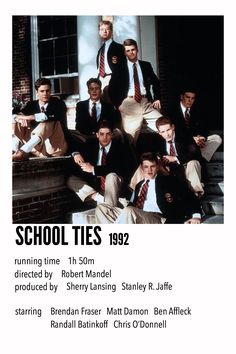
12;20;222;224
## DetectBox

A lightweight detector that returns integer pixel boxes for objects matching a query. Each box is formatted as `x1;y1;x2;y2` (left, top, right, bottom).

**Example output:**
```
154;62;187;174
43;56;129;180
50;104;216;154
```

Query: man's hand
162;155;177;164
79;162;94;174
193;135;206;148
15;114;35;127
152;100;161;110
184;218;201;224
73;153;85;164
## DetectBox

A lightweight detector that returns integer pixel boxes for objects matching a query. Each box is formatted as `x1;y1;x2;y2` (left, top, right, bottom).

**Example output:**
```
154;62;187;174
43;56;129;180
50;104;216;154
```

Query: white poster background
1;2;235;353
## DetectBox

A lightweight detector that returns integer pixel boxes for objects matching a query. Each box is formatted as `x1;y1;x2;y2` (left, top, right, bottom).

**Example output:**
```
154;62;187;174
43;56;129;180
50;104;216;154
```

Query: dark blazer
70;138;134;194
158;132;202;165
21;97;67;129
96;40;126;75
132;175;201;223
167;102;208;138
75;99;120;135
108;59;161;107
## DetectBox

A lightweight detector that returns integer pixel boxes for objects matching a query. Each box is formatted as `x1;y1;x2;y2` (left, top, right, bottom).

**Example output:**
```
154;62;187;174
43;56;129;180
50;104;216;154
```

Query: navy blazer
167;102;208;138
158;132;202;165
96;40;126;75
75;99;120;135
70;138;134;193
108;59;161;107
21;96;67;129
132;175;201;223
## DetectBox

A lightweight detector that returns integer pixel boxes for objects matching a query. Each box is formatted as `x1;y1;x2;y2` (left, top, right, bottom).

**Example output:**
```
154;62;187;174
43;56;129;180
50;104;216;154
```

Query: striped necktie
99;44;105;78
100;147;107;191
135;179;149;209
184;108;190;127
168;141;176;156
133;63;142;103
91;102;97;120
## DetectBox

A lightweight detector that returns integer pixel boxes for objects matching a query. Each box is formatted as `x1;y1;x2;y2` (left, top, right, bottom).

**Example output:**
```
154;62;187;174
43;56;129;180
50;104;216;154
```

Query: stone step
67;208;96;224
204;179;224;196
206;162;223;178
201;195;224;216
202;215;224;224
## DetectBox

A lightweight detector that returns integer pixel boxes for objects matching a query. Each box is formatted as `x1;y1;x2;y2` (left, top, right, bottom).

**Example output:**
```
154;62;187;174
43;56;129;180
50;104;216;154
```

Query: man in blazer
67;120;134;207
95;152;202;224
97;20;126;101
130;116;204;196
156;116;204;196
74;78;120;144
108;38;162;142
167;89;222;162
12;77;68;161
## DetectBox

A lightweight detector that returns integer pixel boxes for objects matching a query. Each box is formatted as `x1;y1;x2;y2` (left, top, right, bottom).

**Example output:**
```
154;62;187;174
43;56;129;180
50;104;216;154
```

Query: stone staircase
202;150;224;224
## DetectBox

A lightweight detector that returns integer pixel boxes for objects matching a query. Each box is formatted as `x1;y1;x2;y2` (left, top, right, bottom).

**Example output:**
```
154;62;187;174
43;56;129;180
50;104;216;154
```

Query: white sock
94;193;104;204
12;135;21;152
21;135;41;153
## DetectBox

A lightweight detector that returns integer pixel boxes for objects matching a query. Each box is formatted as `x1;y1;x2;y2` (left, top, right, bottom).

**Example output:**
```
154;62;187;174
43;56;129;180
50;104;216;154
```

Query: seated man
168;88;222;162
12;78;68;161
156;116;204;196
130;117;204;197
96;152;202;224
74;77;121;142
67;120;134;207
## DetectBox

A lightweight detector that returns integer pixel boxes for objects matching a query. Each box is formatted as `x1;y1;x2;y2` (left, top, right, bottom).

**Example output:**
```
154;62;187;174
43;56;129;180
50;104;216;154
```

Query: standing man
168;89;222;162
95;152;202;224
108;38;162;143
67;120;133;207
12;78;68;161
97;20;126;100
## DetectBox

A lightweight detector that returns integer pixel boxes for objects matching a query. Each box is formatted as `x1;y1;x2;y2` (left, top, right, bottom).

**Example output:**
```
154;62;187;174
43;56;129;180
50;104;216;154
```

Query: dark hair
123;38;138;49
34;78;51;91
97;119;113;132
140;152;158;165
86;78;102;89
156;116;173;130
98;20;113;31
180;88;197;96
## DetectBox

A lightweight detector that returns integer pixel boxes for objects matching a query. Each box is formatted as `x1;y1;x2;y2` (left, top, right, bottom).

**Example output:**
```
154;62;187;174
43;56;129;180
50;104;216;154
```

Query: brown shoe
12;149;29;162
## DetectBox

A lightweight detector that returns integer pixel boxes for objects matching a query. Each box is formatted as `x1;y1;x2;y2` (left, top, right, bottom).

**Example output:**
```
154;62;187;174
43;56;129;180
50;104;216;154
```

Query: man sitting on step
95;152;202;224
12;78;68;162
67;120;135;207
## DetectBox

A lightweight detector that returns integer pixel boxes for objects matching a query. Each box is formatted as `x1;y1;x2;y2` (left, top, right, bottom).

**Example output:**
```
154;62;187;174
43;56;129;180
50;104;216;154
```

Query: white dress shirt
127;60;146;96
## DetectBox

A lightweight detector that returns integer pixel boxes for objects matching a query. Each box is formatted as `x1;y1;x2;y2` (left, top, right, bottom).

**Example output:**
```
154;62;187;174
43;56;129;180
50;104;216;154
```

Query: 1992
109;233;129;245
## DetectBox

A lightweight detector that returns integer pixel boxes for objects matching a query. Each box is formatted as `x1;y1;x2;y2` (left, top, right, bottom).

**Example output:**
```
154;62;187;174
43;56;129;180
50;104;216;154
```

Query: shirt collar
99;141;111;152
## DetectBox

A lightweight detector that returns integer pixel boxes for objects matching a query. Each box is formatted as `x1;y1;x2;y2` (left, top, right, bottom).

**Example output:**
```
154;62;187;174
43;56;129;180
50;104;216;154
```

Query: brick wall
12;157;81;224
12;16;32;101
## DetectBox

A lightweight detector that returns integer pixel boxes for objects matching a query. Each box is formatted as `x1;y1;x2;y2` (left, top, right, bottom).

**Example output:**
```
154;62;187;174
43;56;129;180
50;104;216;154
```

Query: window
37;16;78;94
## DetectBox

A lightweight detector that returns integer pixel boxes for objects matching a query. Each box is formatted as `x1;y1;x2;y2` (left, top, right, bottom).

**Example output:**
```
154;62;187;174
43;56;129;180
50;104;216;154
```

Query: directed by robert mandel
12;225;192;330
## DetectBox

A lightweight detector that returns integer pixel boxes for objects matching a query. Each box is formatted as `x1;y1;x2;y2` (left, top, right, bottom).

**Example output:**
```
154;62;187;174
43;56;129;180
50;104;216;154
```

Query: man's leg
116;206;165;224
67;175;97;202
119;97;143;143
104;173;122;206
185;160;204;196
200;134;222;162
33;121;68;157
95;203;122;224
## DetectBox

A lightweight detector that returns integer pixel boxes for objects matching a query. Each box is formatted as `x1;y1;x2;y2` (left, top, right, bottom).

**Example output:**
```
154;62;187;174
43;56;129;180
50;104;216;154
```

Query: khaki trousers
95;204;165;224
119;97;162;142
200;134;222;161
67;172;122;207
13;121;67;157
